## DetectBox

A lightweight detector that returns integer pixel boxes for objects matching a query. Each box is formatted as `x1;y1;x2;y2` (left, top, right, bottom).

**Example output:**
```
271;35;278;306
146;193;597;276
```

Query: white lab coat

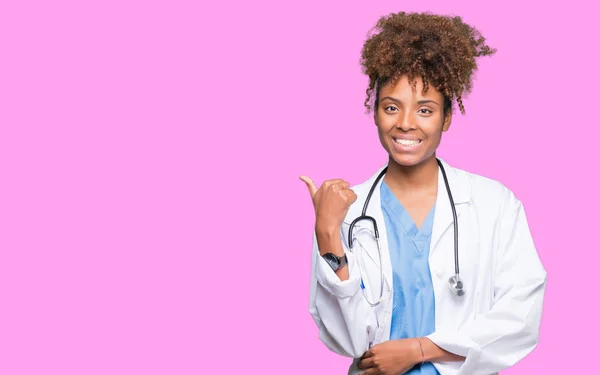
309;158;547;375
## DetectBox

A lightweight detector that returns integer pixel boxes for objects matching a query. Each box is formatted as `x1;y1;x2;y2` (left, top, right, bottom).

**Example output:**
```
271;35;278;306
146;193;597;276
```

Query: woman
300;12;547;375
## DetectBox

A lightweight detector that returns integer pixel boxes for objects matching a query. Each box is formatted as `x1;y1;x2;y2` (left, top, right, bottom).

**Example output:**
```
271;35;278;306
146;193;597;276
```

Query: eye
385;106;399;112
418;108;433;114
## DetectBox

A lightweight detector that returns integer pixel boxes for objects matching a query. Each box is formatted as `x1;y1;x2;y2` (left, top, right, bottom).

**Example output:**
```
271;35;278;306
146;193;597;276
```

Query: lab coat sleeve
427;192;547;375
309;230;379;358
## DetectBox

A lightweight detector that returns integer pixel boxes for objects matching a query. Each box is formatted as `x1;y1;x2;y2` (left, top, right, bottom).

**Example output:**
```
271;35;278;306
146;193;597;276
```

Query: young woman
300;12;547;375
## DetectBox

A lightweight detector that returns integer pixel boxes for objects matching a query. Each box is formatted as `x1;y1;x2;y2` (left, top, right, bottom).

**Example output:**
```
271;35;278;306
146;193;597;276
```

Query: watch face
323;253;339;269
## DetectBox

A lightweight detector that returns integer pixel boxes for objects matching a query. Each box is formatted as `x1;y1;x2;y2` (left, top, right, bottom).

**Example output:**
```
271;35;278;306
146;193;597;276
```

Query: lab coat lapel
430;158;471;254
345;165;393;291
363;172;393;292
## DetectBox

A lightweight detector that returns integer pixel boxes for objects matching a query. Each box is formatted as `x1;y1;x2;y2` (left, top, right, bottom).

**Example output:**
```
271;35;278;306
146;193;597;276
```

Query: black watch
321;253;348;272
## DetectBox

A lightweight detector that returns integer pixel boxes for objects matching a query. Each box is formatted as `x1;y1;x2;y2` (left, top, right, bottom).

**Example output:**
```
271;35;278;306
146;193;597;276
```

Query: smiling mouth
393;138;423;146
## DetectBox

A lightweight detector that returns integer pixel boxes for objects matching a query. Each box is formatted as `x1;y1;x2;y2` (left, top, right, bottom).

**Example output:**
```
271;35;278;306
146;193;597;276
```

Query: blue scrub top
381;181;440;375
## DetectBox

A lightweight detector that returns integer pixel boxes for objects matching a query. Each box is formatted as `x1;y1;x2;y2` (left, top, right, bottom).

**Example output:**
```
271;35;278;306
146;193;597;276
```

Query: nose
396;111;416;131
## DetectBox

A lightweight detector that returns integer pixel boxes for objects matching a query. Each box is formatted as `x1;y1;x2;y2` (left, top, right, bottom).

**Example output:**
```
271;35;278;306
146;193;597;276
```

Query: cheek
375;114;395;132
422;118;445;138
421;126;444;147
376;125;391;150
376;126;386;143
425;127;443;139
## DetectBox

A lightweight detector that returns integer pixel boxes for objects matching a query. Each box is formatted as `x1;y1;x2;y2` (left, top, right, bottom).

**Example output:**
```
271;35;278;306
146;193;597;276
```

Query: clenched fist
299;176;358;236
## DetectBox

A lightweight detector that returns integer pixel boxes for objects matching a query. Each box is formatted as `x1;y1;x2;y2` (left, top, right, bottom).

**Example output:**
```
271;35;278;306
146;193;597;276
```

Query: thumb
299;175;318;198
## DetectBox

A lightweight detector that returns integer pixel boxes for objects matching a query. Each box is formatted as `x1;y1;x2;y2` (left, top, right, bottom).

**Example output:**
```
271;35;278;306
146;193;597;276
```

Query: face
375;75;452;167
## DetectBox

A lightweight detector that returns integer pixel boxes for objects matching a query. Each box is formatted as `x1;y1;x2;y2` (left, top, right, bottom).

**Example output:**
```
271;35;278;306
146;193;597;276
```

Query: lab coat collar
343;157;471;290
345;157;471;222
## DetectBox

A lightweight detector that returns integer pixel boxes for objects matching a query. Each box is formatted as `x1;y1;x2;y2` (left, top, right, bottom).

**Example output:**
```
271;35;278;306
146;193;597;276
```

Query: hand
299;176;357;235
357;339;422;375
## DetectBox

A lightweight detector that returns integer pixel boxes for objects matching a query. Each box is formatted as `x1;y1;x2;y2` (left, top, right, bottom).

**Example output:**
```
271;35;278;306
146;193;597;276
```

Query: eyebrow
380;97;440;106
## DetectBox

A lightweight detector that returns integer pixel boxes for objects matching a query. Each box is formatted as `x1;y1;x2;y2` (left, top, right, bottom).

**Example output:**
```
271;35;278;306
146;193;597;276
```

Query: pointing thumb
299;175;318;198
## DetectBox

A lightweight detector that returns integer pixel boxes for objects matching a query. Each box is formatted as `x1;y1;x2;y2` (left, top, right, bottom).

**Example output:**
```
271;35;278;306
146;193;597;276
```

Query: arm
426;192;547;375
356;337;465;374
422;338;465;362
301;176;378;358
309;227;380;358
315;229;349;281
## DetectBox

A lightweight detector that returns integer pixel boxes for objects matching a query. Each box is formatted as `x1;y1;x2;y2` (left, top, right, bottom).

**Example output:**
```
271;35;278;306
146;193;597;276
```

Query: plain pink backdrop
0;0;597;374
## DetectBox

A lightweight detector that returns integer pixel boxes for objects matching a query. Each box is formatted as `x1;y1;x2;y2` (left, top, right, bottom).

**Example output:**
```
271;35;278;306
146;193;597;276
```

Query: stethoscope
347;158;465;307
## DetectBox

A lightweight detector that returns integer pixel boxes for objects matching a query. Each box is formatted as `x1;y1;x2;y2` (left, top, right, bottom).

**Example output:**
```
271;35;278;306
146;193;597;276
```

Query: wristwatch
321;253;348;272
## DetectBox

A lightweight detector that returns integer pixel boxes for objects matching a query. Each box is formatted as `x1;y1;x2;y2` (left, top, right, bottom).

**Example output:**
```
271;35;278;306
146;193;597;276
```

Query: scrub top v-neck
380;180;440;375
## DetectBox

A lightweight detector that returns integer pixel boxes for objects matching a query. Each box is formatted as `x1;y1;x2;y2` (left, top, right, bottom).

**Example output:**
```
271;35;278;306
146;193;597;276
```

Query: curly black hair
360;12;496;115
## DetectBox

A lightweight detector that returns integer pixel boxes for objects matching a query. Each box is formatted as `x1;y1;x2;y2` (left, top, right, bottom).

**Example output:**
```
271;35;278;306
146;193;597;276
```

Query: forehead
379;75;443;100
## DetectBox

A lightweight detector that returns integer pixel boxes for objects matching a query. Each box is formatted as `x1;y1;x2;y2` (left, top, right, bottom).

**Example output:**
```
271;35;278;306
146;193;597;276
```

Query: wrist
315;230;344;257
412;338;425;365
418;337;464;363
315;223;340;238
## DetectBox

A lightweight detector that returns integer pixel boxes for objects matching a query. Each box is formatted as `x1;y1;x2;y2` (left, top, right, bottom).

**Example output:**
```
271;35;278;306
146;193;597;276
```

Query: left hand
357;339;421;375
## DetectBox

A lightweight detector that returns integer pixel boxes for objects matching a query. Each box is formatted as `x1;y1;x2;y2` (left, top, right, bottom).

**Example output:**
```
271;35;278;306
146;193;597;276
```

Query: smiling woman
300;11;547;375
376;76;450;173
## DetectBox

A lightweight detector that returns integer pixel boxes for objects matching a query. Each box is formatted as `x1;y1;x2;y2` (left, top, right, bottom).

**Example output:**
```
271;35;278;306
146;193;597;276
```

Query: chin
389;152;432;167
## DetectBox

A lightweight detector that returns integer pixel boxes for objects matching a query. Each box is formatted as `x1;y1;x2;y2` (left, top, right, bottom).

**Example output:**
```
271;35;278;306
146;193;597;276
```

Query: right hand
299;176;358;235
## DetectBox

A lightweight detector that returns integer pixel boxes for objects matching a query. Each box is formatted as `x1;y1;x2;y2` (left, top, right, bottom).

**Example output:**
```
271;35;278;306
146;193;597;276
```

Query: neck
384;154;439;194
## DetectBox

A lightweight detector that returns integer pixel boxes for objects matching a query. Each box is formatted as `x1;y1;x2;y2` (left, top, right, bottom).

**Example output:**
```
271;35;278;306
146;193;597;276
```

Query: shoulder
343;165;387;221
457;166;511;196
348;164;387;197
452;164;521;213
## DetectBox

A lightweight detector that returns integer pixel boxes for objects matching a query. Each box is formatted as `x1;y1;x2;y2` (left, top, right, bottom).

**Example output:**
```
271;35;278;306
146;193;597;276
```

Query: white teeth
395;139;421;146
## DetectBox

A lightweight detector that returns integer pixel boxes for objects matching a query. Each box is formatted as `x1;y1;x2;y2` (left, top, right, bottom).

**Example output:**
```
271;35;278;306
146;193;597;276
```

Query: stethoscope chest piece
448;274;466;296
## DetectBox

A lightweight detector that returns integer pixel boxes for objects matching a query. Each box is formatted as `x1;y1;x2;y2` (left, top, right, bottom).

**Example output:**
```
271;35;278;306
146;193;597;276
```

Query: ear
442;110;452;132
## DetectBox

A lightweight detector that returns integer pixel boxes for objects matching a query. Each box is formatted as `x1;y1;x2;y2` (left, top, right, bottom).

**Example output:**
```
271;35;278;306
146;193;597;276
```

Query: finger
334;181;351;190
330;182;350;193
348;190;358;204
322;179;347;188
299;176;318;198
361;350;374;360
358;356;375;370
341;189;358;202
340;187;355;196
325;181;350;194
358;368;378;375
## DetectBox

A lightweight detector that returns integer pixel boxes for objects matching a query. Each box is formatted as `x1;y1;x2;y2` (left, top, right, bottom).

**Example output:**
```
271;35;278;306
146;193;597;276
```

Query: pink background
0;0;597;374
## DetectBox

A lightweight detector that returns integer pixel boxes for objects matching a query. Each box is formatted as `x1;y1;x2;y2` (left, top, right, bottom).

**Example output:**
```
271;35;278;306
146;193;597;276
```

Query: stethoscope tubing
347;158;463;305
